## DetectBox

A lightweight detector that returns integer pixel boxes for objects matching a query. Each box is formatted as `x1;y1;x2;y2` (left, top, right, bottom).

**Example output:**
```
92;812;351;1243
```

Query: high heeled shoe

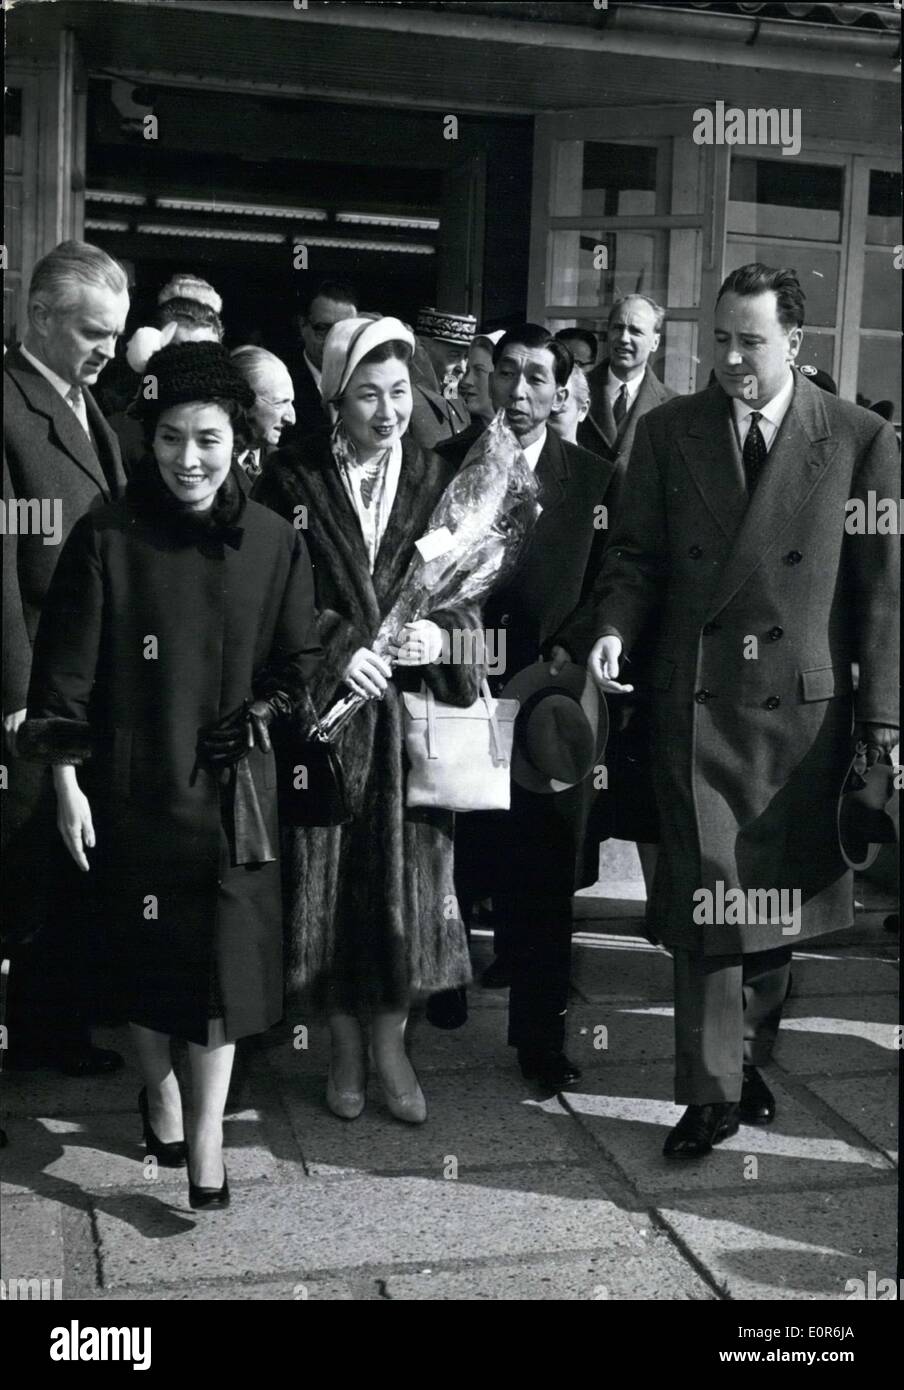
325;1062;366;1120
188;1162;230;1211
138;1087;187;1167
376;1057;427;1125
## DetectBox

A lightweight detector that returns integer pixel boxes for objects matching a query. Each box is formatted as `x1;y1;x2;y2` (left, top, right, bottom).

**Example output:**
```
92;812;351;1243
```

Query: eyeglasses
308;321;337;338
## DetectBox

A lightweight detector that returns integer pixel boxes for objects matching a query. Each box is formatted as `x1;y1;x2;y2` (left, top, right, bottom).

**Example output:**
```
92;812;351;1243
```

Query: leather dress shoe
739;1066;776;1125
325;1063;366;1120
663;1102;739;1159
517;1049;581;1090
383;1078;427;1125
138;1087;187;1167
481;956;511;989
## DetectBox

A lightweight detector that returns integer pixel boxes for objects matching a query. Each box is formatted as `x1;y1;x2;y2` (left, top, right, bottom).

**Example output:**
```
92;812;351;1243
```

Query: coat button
764;695;781;709
702;621;720;636
695;688;713;703
688;545;703;559
784;550;802;565
768;626;784;641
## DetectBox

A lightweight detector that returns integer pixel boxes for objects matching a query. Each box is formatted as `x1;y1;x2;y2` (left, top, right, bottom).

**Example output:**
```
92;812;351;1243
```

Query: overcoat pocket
799;664;853;702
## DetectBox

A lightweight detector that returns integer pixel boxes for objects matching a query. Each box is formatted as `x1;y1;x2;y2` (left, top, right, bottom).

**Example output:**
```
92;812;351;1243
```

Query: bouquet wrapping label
415;526;455;563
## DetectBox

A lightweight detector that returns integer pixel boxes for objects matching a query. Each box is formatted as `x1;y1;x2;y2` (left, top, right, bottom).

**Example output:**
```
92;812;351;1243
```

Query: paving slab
803;1074;898;1164
788;951;898;997
560;1063;893;1198
775;994;899;1075
0;1108;283;1196
383;1243;715;1300
92;1165;653;1287
657;1186;898;1301
571;938;674;1003
275;1069;585;1176
0;1194;65;1286
91;1277;358;1300
0;1064;141;1119
567;1002;675;1067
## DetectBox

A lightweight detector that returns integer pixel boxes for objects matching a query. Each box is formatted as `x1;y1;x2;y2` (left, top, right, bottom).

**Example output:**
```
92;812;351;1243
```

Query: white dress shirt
732;371;795;454
605;367;644;410
19;343;91;437
520;428;547;472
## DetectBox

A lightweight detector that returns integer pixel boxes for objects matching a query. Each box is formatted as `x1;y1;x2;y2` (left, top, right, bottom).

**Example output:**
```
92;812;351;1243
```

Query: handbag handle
423;679;508;768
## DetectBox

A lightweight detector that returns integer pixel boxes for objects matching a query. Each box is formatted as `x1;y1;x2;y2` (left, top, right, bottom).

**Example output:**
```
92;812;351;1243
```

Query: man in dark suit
285;280;358;441
580;264;899;1157
438;325;619;1091
230;346;296;495
578;295;675;517
3;239;129;1075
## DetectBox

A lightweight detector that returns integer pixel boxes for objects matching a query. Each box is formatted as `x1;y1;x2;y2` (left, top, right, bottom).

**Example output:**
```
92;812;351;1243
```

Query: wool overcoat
577;375;900;954
254;431;484;1014
2;345;127;948
20;472;323;1042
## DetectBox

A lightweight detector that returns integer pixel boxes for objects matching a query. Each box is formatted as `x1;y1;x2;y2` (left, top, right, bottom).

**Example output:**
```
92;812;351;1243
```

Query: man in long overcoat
440;325;618;1091
581;264;899;1157
2;240;130;1074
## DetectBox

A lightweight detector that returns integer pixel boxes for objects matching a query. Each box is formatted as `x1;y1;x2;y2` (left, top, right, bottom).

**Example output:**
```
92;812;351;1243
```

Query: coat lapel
677;383;748;541
587;361;618;451
372;435;449;610
706;374;836;618
6;348;112;496
534;426;569;515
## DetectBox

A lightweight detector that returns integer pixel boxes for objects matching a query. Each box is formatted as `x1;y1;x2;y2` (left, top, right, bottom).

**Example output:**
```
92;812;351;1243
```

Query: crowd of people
2;238;897;1205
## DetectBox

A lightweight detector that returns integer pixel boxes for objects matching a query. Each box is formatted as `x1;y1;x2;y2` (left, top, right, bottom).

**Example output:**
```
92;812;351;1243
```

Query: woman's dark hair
141;396;252;452
355;339;414;371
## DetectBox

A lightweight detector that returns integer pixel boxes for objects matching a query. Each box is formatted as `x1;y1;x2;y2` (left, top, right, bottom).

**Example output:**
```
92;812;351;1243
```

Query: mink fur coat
254;430;485;1014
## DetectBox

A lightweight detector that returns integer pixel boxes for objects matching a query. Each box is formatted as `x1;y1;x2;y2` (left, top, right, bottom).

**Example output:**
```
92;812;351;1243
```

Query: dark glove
198;693;292;768
852;722;899;767
247;692;293;754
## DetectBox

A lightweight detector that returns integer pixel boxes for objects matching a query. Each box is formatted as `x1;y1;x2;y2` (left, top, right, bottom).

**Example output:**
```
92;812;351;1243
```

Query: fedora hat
836;747;899;871
501;661;608;794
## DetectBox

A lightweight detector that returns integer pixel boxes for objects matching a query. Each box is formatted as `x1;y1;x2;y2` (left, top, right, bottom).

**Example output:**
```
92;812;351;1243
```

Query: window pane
547;319;697;395
548;228;700;308
858;335;901;425
551;139;659;217
728;157;843;241
861;249;900;331
867;169;902;246
723;239;839;326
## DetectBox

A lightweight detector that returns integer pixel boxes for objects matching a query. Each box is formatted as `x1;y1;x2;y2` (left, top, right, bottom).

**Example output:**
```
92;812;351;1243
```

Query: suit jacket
438;424;619;896
578;360;676;516
3;345;126;712
581;374;900;953
282;356;329;448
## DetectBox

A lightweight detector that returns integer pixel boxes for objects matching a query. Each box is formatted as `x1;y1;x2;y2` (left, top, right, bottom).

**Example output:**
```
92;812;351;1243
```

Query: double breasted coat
3;346;127;948
20;467;323;1043
254;431;484;1013
575;374;899;954
438;425;619;900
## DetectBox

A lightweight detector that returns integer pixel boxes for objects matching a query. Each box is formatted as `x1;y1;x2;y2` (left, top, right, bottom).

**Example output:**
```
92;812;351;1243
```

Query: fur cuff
17;717;94;765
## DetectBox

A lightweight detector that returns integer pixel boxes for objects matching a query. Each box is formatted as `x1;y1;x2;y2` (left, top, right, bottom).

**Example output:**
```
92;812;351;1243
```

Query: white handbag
402;679;519;811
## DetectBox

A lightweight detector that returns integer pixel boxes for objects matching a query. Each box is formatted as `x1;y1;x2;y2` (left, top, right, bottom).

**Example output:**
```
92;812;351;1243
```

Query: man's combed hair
555;327;598;360
231;345;290;392
717;263;806;330
28;240;128;312
305;280;359;316
607;294;666;334
493;323;573;387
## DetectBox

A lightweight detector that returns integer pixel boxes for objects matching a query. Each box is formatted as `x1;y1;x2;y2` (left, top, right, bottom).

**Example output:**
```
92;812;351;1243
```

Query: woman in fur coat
20;342;323;1207
255;315;484;1125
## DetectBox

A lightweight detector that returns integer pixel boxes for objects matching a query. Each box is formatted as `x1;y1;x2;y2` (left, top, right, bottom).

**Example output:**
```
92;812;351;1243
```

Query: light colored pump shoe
383;1080;427;1125
325;1064;366;1120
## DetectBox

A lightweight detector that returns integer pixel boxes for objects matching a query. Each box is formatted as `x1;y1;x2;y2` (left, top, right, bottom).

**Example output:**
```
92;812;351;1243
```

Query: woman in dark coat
20;342;322;1207
255;315;484;1125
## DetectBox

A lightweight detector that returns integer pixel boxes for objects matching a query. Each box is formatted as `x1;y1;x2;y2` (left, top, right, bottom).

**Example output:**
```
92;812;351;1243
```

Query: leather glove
246;693;292;754
199;694;292;768
852;722;899;767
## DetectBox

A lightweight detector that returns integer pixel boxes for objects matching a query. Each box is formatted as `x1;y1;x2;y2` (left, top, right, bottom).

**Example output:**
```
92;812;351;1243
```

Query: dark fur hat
127;341;255;423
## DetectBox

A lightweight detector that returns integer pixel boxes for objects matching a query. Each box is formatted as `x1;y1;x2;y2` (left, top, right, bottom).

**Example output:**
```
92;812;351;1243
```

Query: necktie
613;383;629;426
742;411;767;496
66;385;90;437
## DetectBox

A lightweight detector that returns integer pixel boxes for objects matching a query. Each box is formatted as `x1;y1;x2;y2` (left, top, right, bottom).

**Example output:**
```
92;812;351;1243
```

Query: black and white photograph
1;0;900;1340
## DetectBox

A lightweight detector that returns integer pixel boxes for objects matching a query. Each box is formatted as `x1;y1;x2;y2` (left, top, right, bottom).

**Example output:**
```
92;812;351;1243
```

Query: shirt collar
732;370;795;435
303;352;322;388
520;428;547;470
19;343;76;402
606;366;643;404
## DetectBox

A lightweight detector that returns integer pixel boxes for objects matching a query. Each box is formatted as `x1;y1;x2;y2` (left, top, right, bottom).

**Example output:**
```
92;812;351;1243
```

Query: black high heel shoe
188;1161;230;1211
138;1087;188;1167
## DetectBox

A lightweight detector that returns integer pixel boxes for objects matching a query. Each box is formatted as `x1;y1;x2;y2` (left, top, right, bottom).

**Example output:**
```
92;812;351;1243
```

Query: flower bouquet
315;411;541;742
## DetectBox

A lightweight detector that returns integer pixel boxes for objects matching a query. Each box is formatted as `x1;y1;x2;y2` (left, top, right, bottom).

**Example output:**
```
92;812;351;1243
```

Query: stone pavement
1;878;898;1302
